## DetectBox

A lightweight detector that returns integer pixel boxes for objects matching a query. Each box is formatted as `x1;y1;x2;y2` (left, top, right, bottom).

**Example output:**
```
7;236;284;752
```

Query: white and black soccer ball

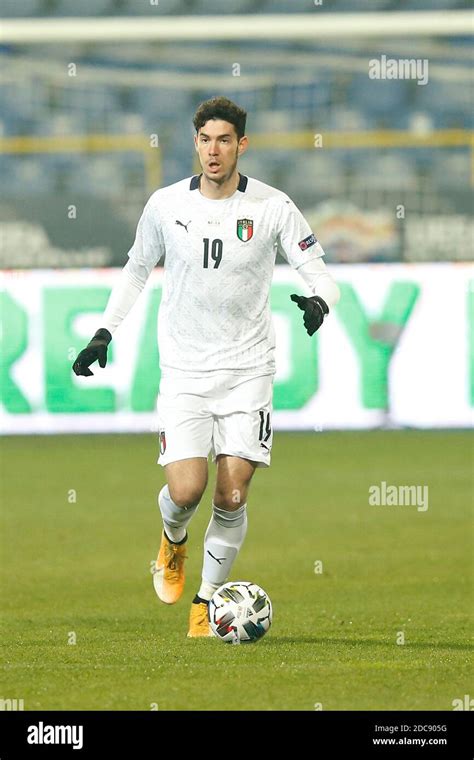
209;581;272;644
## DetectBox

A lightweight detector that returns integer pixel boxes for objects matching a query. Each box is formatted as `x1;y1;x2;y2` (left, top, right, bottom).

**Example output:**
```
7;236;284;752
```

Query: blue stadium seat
403;0;462;9
9;158;55;193
415;80;469;112
0;107;35;136
163;156;190;185
109;112;146;134
353;154;418;189
436;109;471;129
32;113;77;137
348;74;409;121
238;153;267;180
0;92;23;133
253;108;309;134
327;106;373;131
259;0;394;9
0;156;15;186
55;0;111;15
43;147;75;167
1;0;41;16
239;149;285;187
109;0;195;14
134;87;194;128
191;0;261;12
67;157;126;196
325;0;393;9
260;0;314;11
279;151;345;203
429;152;470;188
415;80;471;128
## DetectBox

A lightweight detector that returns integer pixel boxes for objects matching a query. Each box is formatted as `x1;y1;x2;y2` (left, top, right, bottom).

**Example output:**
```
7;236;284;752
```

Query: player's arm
291;256;340;336
72;198;164;376
275;195;339;336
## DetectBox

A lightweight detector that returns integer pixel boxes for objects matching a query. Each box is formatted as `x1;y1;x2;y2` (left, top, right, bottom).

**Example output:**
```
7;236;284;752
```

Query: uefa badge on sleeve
237;218;253;242
298;233;317;251
159;430;166;455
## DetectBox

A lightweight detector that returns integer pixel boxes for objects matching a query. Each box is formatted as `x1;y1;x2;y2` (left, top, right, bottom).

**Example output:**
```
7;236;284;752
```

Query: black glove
290;294;329;336
72;328;112;377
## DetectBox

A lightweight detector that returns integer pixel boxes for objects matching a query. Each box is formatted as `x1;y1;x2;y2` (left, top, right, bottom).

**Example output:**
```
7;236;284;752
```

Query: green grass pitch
1;431;472;711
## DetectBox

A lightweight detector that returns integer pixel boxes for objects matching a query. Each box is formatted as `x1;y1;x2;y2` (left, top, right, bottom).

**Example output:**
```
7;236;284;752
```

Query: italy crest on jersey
237;218;253;242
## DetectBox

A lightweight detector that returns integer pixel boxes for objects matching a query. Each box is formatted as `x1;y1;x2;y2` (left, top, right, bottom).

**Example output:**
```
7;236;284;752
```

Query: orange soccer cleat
187;601;213;638
152;531;187;605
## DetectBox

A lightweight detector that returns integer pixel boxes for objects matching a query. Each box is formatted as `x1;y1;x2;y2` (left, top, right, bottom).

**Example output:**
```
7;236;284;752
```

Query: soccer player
73;96;340;637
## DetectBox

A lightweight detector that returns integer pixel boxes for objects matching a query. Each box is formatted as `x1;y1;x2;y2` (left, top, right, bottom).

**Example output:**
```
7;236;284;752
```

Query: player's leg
205;453;256;588
153;376;214;605
154;458;208;605
154;455;209;605
188;455;257;637
184;373;273;636
203;454;256;597
161;457;209;542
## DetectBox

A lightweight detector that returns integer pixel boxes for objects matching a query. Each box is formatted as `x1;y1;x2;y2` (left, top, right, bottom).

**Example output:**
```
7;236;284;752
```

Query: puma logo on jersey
207;550;226;565
175;219;191;232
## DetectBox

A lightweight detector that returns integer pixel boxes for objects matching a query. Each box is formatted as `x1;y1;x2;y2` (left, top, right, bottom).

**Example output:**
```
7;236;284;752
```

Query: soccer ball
209;581;272;644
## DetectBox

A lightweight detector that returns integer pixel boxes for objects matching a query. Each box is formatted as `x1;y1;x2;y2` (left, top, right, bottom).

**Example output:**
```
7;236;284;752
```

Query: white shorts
156;373;274;468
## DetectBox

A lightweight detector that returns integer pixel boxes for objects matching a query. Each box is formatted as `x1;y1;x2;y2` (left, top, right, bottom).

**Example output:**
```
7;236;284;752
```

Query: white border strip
1;12;473;44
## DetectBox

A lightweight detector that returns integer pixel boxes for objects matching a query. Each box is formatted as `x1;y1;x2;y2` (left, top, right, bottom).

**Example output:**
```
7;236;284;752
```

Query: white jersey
127;173;325;377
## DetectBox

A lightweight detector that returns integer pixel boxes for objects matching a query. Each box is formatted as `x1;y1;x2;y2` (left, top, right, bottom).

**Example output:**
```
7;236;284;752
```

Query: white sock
196;580;220;602
199;502;248;598
158;485;199;543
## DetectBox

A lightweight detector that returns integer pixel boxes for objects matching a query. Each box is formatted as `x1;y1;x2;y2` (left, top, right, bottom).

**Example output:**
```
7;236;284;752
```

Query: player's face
194;119;247;184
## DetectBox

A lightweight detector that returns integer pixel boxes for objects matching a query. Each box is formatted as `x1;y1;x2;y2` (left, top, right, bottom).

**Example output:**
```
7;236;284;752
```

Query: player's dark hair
193;97;247;141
